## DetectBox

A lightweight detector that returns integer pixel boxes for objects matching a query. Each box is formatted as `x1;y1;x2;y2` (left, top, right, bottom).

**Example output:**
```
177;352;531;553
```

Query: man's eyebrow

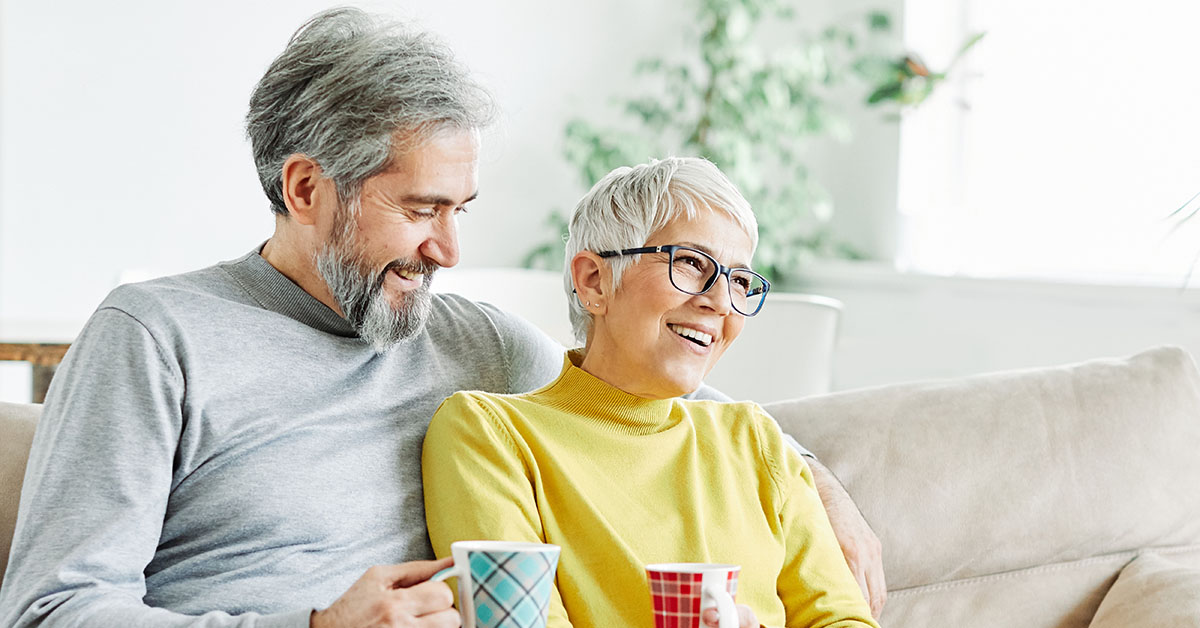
399;191;478;206
678;241;751;269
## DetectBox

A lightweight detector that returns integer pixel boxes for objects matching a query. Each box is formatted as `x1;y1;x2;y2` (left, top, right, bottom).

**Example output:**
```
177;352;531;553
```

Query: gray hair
246;7;496;215
564;157;759;344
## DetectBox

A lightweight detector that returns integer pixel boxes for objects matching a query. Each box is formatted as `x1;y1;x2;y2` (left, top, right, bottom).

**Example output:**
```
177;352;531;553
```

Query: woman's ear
570;251;608;315
280;154;332;226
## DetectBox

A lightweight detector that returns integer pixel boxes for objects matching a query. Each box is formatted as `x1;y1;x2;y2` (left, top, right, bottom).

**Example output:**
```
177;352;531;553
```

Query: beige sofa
2;346;1198;626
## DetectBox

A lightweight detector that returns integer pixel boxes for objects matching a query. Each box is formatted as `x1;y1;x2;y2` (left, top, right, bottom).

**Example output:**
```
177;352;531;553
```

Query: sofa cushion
1087;552;1200;628
763;346;1200;611
0;401;41;587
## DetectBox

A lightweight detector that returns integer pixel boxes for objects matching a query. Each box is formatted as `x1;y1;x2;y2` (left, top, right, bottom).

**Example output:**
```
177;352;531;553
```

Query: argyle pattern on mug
647;571;738;628
468;550;557;628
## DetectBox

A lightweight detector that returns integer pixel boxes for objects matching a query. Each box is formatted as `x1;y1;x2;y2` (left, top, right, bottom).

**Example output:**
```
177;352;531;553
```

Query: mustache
372;258;441;290
383;258;440;276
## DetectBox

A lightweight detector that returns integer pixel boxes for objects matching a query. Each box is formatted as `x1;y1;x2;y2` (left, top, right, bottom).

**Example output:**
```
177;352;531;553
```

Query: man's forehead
367;128;480;202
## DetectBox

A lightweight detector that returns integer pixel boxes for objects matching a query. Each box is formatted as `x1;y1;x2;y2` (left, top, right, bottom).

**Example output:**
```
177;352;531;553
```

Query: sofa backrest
0;401;40;589
764;345;1200;628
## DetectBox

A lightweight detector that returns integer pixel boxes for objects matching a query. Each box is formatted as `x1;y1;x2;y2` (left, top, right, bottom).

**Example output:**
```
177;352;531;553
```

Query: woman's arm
421;393;573;628
761;418;879;628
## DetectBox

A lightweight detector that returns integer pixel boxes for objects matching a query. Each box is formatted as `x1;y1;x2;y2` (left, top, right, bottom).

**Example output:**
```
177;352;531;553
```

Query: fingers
735;604;758;628
842;533;886;618
700;604;757;628
314;561;461;628
374;557;454;589
394;580;456;617
865;562;887;618
413;607;461;628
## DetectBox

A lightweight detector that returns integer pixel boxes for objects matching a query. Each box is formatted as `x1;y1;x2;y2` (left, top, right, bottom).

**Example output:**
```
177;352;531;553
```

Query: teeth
668;324;713;347
394;269;422;281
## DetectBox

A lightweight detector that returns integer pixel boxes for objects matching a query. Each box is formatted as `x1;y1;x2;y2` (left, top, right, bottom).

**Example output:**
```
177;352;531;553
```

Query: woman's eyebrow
678;241;751;268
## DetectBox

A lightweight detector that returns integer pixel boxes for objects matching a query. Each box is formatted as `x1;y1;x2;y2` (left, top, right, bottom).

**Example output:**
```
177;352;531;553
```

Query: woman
422;157;877;628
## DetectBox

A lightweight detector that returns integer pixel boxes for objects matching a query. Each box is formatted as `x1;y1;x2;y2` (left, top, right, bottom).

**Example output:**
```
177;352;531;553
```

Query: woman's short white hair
564;156;759;344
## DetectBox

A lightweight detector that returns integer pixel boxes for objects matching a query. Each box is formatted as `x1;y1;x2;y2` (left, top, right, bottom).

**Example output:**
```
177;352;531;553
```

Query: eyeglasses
596;245;770;316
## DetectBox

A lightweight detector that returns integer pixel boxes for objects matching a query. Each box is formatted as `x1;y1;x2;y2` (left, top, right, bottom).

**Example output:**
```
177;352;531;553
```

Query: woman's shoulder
433;388;555;431
681;399;802;473
681;398;776;434
436;389;520;419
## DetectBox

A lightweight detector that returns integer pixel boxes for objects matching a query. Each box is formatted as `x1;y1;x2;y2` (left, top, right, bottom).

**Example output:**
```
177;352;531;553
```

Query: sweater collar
222;245;357;337
535;350;679;433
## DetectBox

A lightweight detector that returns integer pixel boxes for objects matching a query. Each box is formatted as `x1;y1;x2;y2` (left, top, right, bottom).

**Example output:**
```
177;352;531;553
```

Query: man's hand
311;558;458;628
701;604;758;628
808;457;886;617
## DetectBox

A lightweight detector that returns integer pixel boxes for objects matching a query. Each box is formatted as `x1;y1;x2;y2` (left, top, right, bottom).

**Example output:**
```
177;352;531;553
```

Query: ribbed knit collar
222;245;357;337
534;350;679;434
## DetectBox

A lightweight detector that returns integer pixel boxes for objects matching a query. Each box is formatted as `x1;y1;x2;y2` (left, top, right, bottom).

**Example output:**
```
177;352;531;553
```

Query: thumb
379;557;455;589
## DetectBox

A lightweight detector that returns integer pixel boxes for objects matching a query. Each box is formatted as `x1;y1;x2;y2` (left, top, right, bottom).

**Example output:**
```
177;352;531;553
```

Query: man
0;8;883;627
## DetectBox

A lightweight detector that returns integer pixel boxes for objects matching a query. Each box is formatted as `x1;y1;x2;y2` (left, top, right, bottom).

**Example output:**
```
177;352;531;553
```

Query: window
897;0;1200;284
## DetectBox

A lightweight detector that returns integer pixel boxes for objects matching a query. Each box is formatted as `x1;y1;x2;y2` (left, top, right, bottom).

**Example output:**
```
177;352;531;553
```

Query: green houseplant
523;0;982;285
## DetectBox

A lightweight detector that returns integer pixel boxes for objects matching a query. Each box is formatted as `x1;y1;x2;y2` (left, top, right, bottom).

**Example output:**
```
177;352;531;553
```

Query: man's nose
421;212;460;268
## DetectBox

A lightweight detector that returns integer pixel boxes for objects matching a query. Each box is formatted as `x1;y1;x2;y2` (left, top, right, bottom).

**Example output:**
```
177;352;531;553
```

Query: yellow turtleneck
422;352;877;628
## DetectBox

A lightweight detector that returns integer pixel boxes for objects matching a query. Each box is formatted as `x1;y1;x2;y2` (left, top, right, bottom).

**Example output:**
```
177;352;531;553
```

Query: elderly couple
0;8;882;628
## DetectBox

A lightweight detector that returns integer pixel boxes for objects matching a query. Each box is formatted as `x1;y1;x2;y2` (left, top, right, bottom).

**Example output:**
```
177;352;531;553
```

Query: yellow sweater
422;353;878;628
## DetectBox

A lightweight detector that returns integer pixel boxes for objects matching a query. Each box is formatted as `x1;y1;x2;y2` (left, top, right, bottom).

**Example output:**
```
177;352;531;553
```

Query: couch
2;346;1198;626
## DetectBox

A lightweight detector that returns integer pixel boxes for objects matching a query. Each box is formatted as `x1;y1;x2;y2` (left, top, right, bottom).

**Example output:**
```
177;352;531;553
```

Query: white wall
0;0;904;326
797;262;1200;391
0;0;706;327
6;0;1189;404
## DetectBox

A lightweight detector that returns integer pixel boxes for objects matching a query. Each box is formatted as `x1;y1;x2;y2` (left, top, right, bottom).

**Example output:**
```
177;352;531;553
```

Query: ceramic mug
433;541;561;628
645;563;740;628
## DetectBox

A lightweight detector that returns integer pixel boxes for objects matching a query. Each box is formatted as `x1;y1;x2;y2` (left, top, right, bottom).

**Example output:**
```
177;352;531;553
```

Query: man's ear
280;154;330;226
571;251;608;314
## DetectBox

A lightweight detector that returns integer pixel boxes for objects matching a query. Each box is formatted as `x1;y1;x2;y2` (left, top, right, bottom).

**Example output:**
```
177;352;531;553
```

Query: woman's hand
701;604;758;628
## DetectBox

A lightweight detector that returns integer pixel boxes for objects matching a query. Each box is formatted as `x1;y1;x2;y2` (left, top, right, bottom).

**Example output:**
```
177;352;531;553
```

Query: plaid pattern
468;550;558;628
647;570;739;628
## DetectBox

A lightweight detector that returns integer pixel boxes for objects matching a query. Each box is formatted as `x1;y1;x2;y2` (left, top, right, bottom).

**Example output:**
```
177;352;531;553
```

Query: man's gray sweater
0;250;564;627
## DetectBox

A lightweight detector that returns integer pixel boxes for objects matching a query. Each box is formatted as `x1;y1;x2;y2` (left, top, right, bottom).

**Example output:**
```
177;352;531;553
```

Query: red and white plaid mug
645;563;740;628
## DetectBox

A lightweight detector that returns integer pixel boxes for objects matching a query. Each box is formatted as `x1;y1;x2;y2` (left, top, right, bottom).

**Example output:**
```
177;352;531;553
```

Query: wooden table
0;342;72;403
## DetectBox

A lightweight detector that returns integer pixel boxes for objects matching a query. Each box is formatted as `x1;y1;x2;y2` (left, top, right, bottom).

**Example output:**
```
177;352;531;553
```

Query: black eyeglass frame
596;245;771;316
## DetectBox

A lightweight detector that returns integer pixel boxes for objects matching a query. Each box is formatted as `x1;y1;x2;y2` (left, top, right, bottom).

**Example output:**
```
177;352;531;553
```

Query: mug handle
701;583;738;628
432;563;462;582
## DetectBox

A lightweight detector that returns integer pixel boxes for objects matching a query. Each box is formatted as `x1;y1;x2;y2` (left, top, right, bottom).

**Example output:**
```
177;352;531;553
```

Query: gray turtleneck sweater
0;250;566;627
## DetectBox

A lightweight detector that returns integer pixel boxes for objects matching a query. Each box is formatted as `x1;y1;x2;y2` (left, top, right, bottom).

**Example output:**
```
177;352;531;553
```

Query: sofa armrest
1;401;41;588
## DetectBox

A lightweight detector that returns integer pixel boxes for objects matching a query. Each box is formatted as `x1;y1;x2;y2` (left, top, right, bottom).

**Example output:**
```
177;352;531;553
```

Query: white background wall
2;0;1197;402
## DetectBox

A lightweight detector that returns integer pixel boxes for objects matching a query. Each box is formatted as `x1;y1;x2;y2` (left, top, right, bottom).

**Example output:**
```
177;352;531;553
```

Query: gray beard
314;219;435;352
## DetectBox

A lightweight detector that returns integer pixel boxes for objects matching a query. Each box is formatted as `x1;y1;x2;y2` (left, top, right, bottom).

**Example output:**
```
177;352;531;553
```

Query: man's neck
260;229;345;317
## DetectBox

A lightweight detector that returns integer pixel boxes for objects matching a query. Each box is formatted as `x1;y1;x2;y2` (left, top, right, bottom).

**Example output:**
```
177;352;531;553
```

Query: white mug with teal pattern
433;541;561;628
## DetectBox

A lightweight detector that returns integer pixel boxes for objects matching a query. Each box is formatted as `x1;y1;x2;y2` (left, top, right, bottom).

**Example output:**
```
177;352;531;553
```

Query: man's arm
0;306;456;628
764;407;885;617
807;456;887;617
0;307;310;627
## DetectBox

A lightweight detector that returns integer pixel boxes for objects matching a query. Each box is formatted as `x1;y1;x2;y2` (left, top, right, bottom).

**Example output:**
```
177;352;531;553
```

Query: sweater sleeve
0;307;310;628
422;393;573;628
760;414;879;628
472;302;565;394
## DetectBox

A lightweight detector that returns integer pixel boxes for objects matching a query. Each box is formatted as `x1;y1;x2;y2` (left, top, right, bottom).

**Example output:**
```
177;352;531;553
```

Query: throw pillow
1088;553;1200;627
